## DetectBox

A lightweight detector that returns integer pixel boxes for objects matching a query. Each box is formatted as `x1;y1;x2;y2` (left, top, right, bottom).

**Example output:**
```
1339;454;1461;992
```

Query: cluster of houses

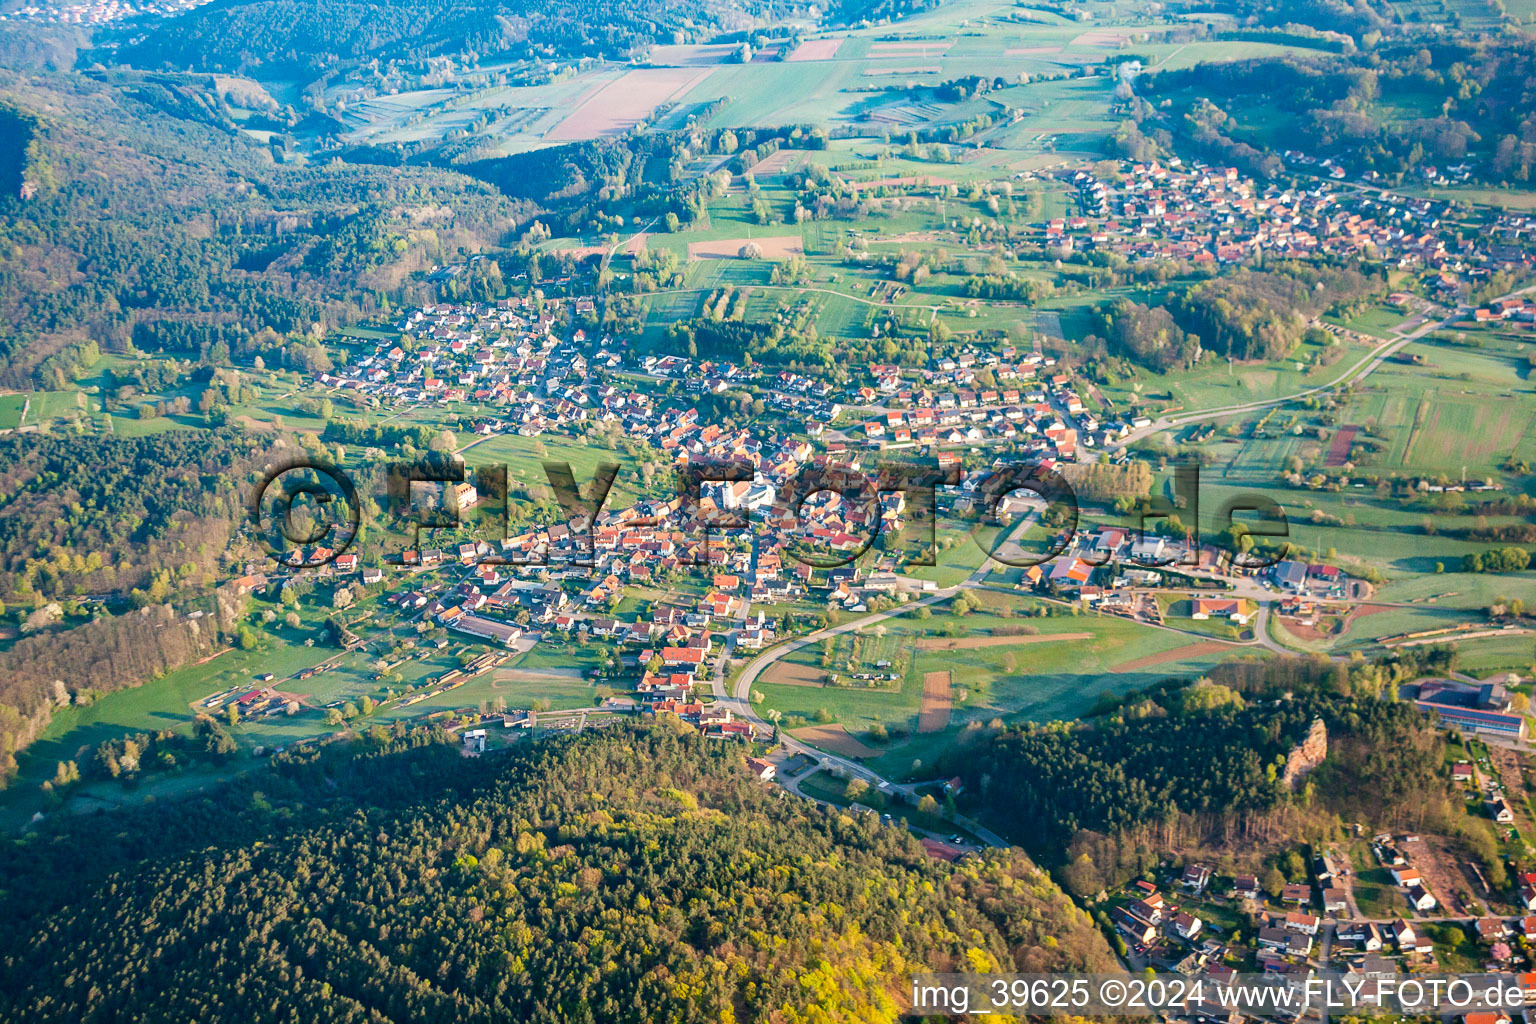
1014;522;1186;602
852;348;1159;454
989;523;1354;629
1065;157;1531;282
1112;867;1216;955
644;355;844;425
384;560;770;738
857;376;1099;455
315;297;609;431
5;0;211;24
1371;833;1440;914
1470;294;1536;326
1109;847;1536;1014
283;281;1388;759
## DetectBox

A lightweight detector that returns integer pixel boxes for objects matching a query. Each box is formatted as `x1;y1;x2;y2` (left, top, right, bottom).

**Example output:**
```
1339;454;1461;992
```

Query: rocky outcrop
1281;718;1328;789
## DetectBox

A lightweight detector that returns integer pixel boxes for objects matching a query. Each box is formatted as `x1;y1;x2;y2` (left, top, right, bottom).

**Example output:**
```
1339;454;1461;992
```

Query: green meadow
759;591;1238;747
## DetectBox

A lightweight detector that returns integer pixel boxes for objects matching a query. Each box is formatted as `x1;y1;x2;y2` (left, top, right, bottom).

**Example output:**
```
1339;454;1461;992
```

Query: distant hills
116;0;803;76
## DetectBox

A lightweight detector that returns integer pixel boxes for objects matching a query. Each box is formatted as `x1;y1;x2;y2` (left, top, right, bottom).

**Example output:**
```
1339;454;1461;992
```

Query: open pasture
867;41;952;56
1403;396;1531;471
1323;303;1411;339
914;631;1092;650
0;390;83;429
645;43;737;66
761;593;1242;746
1337;347;1536;473
1110;641;1235;673
458;432;646;507
0;394;23;429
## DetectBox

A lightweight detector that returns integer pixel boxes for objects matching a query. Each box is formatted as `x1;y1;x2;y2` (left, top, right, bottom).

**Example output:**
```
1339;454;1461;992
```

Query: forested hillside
1139;37;1536;186
117;0;795;76
0;104;41;198
0;429;291;786
110;0;943;78
0;430;274;599
943;654;1461;895
0;70;522;385
0;725;1117;1023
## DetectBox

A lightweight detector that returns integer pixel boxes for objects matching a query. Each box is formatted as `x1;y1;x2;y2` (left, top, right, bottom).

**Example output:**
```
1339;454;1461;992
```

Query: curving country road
712;499;1316;848
1109;318;1427;452
715;517;1039;848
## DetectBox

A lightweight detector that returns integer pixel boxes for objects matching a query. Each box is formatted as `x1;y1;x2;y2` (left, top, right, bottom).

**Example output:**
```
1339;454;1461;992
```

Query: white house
1172;912;1202;940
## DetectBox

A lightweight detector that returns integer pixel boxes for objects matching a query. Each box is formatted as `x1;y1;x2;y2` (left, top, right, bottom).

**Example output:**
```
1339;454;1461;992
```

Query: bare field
547;67;713;140
787;38;845;61
914;631;1091;651
1416;835;1493;916
1326;426;1358;467
1109;641;1231;672
687;235;803;259
764;659;827;687
918;670;951;733
790;724;880;757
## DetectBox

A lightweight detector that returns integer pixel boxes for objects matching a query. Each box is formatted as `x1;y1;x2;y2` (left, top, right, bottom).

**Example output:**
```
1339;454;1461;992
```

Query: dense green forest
0;430;273;600
0;724;1116;1023
1092;299;1203;373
